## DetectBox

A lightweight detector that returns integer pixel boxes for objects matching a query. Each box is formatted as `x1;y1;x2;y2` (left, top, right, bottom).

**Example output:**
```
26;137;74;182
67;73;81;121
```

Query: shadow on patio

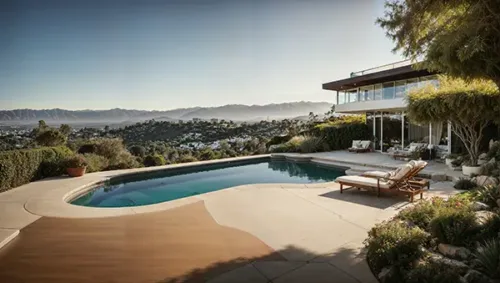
158;244;373;283
319;187;411;210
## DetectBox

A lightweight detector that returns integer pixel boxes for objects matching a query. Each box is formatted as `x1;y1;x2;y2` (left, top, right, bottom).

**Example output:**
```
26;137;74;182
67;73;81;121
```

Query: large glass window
337;91;346;104
360;85;374;101
395;80;406;98
347;89;358;103
374;84;382;100
407;78;419;93
382;82;395;100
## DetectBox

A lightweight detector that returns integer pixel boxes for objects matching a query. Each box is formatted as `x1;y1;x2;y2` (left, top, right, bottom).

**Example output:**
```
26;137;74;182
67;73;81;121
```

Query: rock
474;211;498;227
438;243;471;260
463;269;490;283
472;201;490;211
428;252;469;274
378;267;394;283
475;175;499;187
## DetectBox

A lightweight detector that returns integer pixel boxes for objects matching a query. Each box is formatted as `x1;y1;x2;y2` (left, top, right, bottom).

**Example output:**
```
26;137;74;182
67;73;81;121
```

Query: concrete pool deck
0;152;461;282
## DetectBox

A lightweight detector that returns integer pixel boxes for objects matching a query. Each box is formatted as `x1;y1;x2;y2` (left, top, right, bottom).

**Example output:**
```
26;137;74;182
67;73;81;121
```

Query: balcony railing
350;59;414;78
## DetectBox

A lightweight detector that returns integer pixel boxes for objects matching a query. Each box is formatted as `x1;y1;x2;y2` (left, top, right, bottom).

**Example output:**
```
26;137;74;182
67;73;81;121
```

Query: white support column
401;112;405;148
447;121;452;154
380;112;384;152
429;122;433;145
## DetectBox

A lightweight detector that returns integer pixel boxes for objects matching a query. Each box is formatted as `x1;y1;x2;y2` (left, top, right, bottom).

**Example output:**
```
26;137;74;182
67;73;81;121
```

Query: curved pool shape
70;159;345;208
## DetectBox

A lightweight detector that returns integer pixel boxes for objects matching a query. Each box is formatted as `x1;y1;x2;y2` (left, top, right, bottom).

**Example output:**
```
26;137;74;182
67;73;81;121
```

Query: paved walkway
0;153;460;282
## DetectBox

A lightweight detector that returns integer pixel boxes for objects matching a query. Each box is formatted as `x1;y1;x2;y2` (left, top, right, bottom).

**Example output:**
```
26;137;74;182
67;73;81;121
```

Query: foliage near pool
365;186;500;283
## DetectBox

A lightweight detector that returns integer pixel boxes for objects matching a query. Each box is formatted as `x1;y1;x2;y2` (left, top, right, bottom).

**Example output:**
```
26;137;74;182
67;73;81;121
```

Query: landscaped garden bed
365;184;500;283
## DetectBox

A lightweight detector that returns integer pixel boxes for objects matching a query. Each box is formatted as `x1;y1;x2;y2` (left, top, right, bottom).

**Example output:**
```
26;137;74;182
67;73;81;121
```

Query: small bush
298;136;325;153
266;135;292;148
143;154;166;167
365;221;429;273
83;153;109;173
454;178;478;190
107;151;141;170
475;185;500;207
429;206;476;246
405;261;463;283
398;199;441;229
474;239;500;279
487;141;500;161
64;154;88;168
94;138;124;160
77;143;98;154
35;129;67;146
0;146;73;192
178;155;198;163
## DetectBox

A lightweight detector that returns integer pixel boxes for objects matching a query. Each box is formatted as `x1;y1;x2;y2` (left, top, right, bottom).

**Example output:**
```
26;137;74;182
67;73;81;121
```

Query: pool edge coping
22;154;346;219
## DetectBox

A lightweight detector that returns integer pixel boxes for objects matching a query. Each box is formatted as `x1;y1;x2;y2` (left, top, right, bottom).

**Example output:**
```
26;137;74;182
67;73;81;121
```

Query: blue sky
0;0;403;110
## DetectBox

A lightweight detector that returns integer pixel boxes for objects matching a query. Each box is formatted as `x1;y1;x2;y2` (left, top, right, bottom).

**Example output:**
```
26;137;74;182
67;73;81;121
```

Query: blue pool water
70;159;345;208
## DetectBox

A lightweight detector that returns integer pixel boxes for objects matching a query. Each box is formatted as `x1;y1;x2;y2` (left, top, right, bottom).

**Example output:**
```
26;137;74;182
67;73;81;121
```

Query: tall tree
59;124;72;136
377;0;500;87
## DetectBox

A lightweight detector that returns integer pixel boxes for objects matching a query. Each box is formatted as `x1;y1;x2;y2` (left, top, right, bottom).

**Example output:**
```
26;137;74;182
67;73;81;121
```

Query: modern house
322;60;452;155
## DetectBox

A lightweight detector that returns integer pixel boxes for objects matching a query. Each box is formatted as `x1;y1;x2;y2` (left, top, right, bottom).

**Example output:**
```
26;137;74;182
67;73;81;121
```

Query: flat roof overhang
322;65;435;91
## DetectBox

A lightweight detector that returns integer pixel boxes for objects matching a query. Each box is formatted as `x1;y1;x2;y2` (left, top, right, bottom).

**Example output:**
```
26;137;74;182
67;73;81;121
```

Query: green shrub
35;129;67;146
429;206;476;246
94;138;124;160
454;178;478;190
0;146;73;192
480;160;500;177
266;135;292;148
405;261;464;283
64;154;88;168
475;185;500;207
365;221;429;273
487;141;500;161
129;145;146;157
77;143;98;154
106;151;141;170
398;199;441;229
178;155;198;163
298;136;325;153
143;154;166;167
83;153;109;173
312;122;371;150
474;239;500;279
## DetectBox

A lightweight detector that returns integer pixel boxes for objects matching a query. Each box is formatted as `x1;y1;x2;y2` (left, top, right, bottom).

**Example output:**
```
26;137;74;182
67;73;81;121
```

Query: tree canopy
407;75;500;164
377;0;500;87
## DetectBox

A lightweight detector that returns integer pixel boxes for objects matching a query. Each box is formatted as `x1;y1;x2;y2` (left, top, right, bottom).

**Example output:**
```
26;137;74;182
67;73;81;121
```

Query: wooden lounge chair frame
339;165;425;202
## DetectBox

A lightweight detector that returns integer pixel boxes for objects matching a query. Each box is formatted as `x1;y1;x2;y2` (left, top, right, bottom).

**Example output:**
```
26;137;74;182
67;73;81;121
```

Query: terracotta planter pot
67;167;86;177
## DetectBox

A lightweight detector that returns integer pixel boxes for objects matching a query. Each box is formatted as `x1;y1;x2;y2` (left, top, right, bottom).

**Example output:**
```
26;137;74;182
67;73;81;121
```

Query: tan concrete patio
0;153;459;282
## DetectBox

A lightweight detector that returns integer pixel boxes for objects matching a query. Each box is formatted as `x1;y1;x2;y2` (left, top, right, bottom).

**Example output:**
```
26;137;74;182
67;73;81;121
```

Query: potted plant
445;153;460;167
65;154;88;177
462;158;482;176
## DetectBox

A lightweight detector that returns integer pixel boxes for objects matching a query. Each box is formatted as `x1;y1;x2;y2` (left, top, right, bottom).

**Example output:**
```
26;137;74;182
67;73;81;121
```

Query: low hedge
0;146;73;192
312;123;371;150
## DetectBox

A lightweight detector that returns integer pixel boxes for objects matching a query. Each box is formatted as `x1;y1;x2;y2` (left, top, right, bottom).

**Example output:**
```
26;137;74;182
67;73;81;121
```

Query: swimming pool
70;158;345;208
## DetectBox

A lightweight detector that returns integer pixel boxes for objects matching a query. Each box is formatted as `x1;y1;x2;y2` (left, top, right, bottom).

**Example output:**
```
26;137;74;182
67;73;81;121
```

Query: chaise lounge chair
335;161;425;202
362;160;430;190
348;140;371;153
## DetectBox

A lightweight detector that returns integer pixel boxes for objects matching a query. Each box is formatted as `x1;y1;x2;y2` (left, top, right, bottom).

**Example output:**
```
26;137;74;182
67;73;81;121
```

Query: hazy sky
0;0;403;110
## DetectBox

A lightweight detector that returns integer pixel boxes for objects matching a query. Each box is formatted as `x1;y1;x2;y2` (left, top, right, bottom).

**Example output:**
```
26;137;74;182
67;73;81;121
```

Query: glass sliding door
395;80;406;98
374;84;382;100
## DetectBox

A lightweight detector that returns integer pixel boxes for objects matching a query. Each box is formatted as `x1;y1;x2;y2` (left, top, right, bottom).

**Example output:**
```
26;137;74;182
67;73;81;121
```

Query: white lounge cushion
336;175;392;189
363;171;390;178
360;140;371;149
392;163;414;181
350;140;361;148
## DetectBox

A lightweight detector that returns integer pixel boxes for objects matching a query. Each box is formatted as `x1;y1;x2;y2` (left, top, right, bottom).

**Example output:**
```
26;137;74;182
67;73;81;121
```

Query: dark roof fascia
322;65;436;91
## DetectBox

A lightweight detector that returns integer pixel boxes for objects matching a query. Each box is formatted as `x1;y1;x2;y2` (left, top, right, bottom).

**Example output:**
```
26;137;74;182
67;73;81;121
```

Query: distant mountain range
0;102;332;125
